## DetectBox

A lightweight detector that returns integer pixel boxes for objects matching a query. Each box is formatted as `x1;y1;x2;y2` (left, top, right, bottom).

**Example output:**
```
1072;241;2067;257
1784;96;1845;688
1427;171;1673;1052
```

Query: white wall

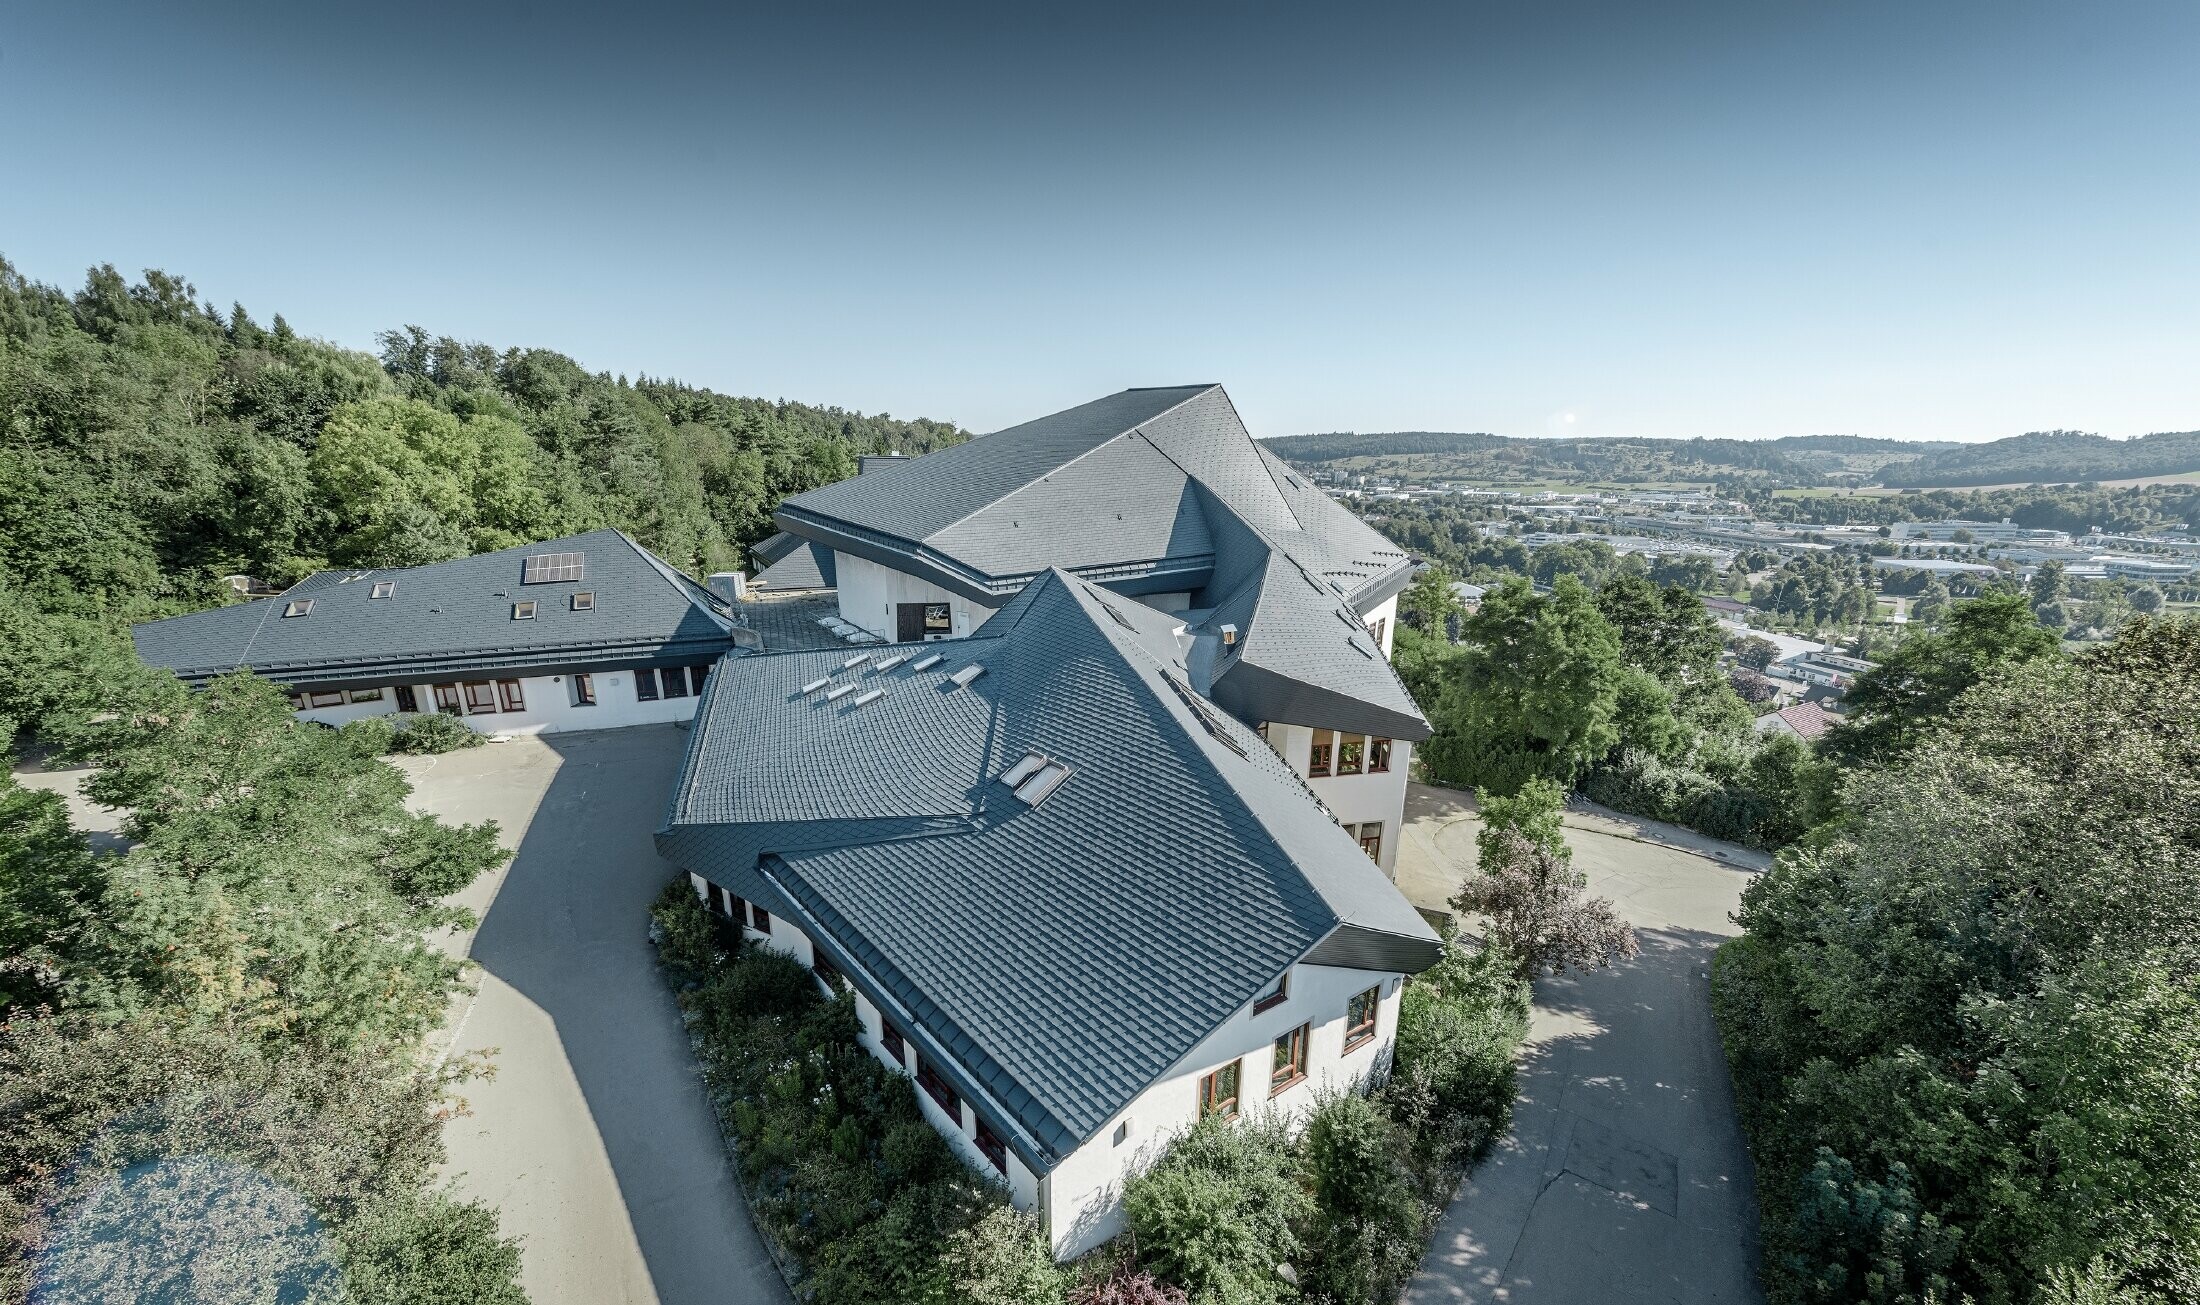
1360;594;1398;658
1041;960;1405;1259
834;552;994;641
291;667;707;735
1263;723;1410;874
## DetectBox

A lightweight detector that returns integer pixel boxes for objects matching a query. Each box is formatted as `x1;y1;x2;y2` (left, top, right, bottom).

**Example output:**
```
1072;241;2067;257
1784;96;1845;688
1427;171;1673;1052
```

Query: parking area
398;727;788;1305
1398;783;1766;1305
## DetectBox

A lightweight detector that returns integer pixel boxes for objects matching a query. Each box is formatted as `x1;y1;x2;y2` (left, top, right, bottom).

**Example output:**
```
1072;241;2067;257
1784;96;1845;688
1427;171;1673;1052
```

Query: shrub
1388;935;1530;1170
1450;829;1637;978
339;714;397;754
1070;1265;1191;1304
388;712;484;754
1300;1094;1424;1305
943;1205;1070;1305
1122;1116;1310;1305
649;877;726;987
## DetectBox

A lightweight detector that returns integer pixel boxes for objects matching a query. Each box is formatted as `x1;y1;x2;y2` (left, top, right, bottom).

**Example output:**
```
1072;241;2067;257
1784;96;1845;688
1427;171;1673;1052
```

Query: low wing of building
131;529;743;733
657;567;1441;1257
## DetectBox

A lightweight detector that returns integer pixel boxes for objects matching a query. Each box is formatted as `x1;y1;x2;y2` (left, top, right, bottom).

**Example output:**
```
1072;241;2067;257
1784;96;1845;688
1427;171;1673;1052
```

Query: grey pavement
395;727;789;1305
1399;782;1765;1305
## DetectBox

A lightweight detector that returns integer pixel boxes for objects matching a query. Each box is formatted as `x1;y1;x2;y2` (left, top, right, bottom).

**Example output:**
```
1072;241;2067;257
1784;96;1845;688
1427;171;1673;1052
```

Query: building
657;567;1441;1259
1871;557;2002;578
131;529;749;733
1756;700;1837;742
1889;518;2070;545
756;384;1429;873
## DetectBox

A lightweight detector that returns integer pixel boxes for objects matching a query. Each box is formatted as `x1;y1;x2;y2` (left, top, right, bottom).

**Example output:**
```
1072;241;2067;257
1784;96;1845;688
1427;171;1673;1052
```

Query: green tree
1822;589;2060;768
1420;577;1623;795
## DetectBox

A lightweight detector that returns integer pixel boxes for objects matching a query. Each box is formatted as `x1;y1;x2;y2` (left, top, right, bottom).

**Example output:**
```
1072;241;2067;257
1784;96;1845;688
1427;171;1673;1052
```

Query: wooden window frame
658;667;688;700
688;665;709;696
1343;986;1380;1053
572;673;596;707
916;1055;961;1121
1337;734;1364;776
1198;1060;1242;1122
463;681;499;714
1270;1023;1309;1096
975;1118;1008;1173
1358;822;1383;861
635;669;660;702
1308;728;1333;778
432;683;463;715
749;902;771;933
347;687;383;704
1251;971;1289;1015
1369;737;1392;773
881;1021;906;1066
812;949;842;990
305;690;345;709
496;679;525;712
394;685;419;713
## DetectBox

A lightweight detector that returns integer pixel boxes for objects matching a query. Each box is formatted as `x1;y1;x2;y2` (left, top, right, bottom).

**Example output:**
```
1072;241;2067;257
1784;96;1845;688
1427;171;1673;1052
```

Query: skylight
800;676;831;695
513;601;537;620
571;591;594;611
910;654;944;672
282;598;313;618
1013;761;1072;806
369;581;396;599
1000;752;1049;787
521;551;585;584
949;664;985;688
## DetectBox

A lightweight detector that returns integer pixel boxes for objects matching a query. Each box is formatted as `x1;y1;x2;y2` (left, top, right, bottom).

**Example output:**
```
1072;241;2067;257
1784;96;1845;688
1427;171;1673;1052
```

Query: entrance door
896;602;927;641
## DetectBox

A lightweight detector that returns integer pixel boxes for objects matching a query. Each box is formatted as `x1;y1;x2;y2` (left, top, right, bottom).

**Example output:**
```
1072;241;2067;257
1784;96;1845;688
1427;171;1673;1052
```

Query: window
1113;1121;1130;1147
1252;971;1289;1015
1369;737;1392;773
975;1118;1008;1173
924;603;951;634
369;581;396;599
571;591;595;611
881;1021;906;1066
513;601;537;620
812;949;842;989
305;690;345;709
1271;1024;1309;1094
1367;617;1388;648
347;687;383;703
283;598;314;618
1344;986;1380;1052
433;683;463;715
463;681;499;714
916;1055;961;1121
636;669;660;702
571;674;596;707
688;665;709;696
1199;1060;1242;1121
749;902;771;933
496;679;525;712
394;685;419;713
659;667;688;699
705;883;730;916
1338;734;1364;776
521;551;585;584
1308;729;1333;778
1358;822;1383;862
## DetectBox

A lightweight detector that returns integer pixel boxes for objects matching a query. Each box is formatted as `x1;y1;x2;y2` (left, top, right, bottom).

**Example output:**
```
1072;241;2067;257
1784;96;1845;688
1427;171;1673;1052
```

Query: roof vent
1219;623;1238;646
1012;760;1073;807
521;551;585;584
1000;752;1049;787
873;654;907;671
283;599;314;618
369;581;396;599
851;688;886;707
826;684;857;701
949;664;985;689
800;676;831;695
842;654;871;670
909;653;944;672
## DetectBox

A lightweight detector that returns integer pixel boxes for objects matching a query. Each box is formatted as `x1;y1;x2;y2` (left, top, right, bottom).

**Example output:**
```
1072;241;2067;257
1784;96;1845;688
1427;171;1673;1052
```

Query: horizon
5;2;2196;443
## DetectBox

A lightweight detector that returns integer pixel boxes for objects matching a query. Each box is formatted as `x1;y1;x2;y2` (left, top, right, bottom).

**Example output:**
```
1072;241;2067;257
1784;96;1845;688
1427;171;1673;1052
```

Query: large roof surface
132;529;737;686
657;568;1440;1171
775;385;1427;740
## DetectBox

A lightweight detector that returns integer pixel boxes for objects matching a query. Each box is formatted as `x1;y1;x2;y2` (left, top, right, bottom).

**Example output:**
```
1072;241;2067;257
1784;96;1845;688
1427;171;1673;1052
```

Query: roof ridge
919;385;1220;543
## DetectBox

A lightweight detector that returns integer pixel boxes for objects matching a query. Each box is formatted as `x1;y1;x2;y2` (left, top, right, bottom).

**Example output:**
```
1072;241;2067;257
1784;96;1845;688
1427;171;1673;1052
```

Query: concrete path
397;727;789;1305
1399;783;1765;1305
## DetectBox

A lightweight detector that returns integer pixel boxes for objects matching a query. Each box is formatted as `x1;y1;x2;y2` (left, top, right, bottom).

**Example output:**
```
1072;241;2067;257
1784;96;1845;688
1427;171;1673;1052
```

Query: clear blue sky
4;1;2194;441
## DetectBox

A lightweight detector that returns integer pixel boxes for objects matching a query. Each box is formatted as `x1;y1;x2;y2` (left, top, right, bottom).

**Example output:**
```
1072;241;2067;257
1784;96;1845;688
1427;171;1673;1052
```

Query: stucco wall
1359;594;1398;658
1264;723;1411;873
834;552;993;641
1041;959;1405;1258
291;667;707;735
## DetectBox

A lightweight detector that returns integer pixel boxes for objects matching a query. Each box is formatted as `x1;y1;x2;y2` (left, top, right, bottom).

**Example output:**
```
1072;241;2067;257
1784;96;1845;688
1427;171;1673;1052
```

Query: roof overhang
162;634;738;691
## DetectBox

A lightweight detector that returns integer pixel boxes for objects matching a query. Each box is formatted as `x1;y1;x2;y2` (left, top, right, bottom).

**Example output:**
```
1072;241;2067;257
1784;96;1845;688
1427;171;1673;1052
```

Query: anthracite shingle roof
132;529;738;687
773;385;1427;741
656;568;1440;1173
749;533;839;591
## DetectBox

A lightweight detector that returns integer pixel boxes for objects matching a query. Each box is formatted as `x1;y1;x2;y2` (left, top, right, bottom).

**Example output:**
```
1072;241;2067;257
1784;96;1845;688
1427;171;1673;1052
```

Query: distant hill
1877;429;2200;487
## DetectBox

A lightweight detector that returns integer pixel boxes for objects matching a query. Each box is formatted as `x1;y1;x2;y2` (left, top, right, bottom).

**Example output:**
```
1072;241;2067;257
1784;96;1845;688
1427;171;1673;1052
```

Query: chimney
1219;623;1239;647
707;572;746;602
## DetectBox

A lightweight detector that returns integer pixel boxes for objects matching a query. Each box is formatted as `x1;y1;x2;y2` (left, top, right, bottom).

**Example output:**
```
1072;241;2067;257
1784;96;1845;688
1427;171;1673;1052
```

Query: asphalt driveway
1398;783;1766;1305
398;727;788;1305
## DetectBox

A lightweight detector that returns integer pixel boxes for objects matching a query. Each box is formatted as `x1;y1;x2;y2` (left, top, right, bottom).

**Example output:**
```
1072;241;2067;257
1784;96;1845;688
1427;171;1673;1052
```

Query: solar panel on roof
521;551;585;584
909;654;943;672
949;665;985;688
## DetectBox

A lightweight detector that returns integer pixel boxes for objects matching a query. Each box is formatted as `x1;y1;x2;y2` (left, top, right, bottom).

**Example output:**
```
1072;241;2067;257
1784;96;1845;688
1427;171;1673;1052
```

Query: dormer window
513;601;537;620
571;591;595;611
283;599;314;618
369;581;396;599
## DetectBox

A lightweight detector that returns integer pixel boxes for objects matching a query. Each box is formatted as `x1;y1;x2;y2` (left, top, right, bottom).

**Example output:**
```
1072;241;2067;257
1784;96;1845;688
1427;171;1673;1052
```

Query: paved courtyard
1399;783;1767;1305
397;727;788;1305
